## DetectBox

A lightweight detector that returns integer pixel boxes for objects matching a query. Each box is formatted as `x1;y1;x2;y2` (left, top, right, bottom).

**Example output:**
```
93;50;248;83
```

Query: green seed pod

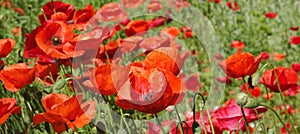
245;97;260;108
236;93;249;107
53;79;66;90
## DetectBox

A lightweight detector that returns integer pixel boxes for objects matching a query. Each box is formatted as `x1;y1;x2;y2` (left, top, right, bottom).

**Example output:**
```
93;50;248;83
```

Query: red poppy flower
139;36;170;51
260;67;298;92
1;0;12;8
0;63;35;92
291;63;300;72
35;21;77;59
119;36;143;52
121;0;145;8
116;67;186;114
216;76;232;84
147;0;162;13
11;27;21;36
24;25;55;63
241;84;261;98
161;27;181;39
180;27;193;38
290;26;299;31
0;98;21;125
0;38;15;58
218;52;261;78
90;64;128;95
125;20;150;37
38;1;75;23
290;36;300;45
34;63;59;85
170;99;267;133
72;4;95;25
230;40;245;52
212;99;267;133
98;2;127;22
258;51;270;61
226;1;239;11
97;40;120;60
150;17;171;28
273;52;286;61
13;7;25;15
276;104;296;114
215;54;223;59
144;47;188;75
283;85;299;96
281;123;292;134
183;73;202;92
265;12;277;19
208;0;222;4
34;93;97;133
262;93;273;100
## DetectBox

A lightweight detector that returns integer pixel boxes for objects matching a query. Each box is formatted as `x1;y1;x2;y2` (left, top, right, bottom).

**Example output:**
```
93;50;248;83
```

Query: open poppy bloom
0;98;21;125
98;2;127;22
265;12;277;19
24;25;55;63
290;36;300;45
230;40;245;52
226;1;239;11
121;0;145;8
125;20;150;37
34;93;97;133
139;36;170;51
144;47;188;75
147;0;162;13
218;52;261;78
291;63;300;72
0;38;16;58
170;99;267;133
260;67;299;92
0;63;35;92
72;4;95;29
241;84;261;98
273;52;286;61
38;1;75;23
35;21;79;59
116;67;186;114
161;27;181;39
90;64;128;96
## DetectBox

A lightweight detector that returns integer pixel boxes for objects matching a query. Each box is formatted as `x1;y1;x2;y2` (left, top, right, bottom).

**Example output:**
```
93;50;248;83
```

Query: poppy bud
245;97;260;108
236;93;248;107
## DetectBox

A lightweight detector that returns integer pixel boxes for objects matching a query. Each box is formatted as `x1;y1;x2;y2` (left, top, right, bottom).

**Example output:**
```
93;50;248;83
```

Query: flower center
51;36;62;45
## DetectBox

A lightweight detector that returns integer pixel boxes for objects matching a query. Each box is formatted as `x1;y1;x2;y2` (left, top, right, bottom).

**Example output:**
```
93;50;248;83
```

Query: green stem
154;114;166;134
240;107;250;134
260;104;291;134
174;106;184;133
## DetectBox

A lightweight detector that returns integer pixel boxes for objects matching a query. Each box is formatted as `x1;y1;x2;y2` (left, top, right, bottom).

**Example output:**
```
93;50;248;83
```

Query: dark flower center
51;36;62;45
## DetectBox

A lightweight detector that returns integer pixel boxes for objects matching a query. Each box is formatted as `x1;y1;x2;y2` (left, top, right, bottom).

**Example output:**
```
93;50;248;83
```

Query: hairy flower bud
236;92;249;107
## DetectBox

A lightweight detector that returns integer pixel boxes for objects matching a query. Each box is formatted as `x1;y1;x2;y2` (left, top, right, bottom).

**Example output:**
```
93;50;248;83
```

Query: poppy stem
240;106;250;134
65;123;69;132
192;93;206;133
154;114;166;134
272;67;297;133
174;106;184;133
260;104;291;134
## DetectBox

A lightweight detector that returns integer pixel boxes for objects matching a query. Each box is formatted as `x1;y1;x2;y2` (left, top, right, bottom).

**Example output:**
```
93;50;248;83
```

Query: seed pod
236;93;249;107
245;97;260;108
